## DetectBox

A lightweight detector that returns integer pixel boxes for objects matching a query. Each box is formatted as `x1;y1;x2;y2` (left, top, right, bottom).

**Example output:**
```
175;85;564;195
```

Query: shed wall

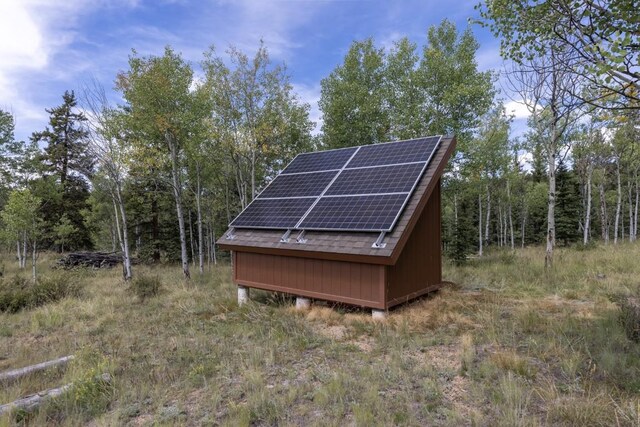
386;180;442;307
234;251;386;309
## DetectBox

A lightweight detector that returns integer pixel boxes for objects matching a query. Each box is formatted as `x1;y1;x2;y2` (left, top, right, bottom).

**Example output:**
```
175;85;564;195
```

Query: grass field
1;245;639;426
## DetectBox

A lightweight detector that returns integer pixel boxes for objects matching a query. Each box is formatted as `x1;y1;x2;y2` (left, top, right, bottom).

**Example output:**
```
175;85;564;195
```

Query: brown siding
386;180;442;308
234;251;386;309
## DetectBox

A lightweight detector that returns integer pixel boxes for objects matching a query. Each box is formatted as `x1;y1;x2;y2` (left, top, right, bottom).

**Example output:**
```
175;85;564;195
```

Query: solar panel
283;147;358;174
324;163;425;196
259;171;337;198
347;136;441;168
229;136;443;232
298;194;408;231
230;198;315;229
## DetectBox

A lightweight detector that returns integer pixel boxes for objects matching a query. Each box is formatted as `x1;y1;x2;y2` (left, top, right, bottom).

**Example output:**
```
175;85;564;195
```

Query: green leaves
477;0;640;107
203;42;314;204
53;214;77;252
319;20;495;149
0;189;43;244
320;38;388;149
117;46;198;156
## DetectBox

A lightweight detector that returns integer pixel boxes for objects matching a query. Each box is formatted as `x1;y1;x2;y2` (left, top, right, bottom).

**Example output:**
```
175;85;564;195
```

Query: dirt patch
350;335;374;352
129;414;153;426
317;325;347;340
417;343;479;421
311;321;374;352
420;344;460;372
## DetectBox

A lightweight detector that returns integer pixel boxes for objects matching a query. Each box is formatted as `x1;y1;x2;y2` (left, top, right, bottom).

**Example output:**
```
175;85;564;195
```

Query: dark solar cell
325;163;425;196
298;194;408;231
231;198;315;229
259;171;337;198
347;136;440;168
283;147;358;174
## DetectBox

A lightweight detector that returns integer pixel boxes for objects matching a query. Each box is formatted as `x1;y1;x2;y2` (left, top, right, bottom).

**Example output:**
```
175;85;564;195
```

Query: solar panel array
229;136;443;232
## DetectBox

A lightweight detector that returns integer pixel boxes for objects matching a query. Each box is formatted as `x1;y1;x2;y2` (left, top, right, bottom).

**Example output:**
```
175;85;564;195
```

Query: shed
218;135;456;317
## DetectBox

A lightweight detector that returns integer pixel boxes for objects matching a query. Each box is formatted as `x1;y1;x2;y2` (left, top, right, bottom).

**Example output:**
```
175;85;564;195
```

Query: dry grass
0;244;639;425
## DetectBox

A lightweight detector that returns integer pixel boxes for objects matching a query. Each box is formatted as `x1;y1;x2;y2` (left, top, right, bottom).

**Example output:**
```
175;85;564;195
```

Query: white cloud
504;99;534;120
203;0;327;60
378;31;404;52
0;0;140;139
292;82;322;136
0;1;47;71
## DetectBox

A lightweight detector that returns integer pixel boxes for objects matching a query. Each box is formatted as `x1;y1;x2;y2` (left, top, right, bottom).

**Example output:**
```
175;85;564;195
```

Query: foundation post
372;309;387;320
295;297;311;310
237;286;250;305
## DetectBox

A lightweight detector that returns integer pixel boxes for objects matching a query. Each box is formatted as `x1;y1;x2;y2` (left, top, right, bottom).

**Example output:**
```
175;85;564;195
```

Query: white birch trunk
633;174;640;241
212;229;217;265
545;143;556;270
188;210;195;269
31;240;37;281
168;136;190;280
484;188;491;247
16;240;22;269
478;192;483;256
251;148;256;201
614;160;622;244
206;224;211;268
22;232;27;269
584;167;592;245
507;181;515;249
498;205;503;247
195;167;204;275
114;185;132;281
521;206;527;248
600;182;609;244
627;181;633;242
111;223;117;253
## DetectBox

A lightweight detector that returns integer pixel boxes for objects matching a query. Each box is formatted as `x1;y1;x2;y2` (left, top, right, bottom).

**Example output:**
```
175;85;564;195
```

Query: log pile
55;252;121;269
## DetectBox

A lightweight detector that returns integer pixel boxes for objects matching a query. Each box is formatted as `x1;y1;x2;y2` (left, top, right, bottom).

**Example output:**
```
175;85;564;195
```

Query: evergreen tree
31;91;94;250
530;143;547;183
555;160;581;245
447;192;475;265
32;91;93;184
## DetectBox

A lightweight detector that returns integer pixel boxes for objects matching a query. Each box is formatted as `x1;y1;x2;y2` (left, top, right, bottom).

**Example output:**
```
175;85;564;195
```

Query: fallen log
0;373;111;416
0;356;74;383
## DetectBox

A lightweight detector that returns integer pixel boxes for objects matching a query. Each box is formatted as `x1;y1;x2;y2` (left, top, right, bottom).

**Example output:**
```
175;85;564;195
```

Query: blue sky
0;0;530;143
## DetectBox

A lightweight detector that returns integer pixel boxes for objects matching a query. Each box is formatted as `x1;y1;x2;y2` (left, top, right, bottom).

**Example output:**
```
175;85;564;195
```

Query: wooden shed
218;135;456;316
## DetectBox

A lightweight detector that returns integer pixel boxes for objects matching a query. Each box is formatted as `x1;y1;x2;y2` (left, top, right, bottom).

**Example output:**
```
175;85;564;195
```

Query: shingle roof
217;135;456;265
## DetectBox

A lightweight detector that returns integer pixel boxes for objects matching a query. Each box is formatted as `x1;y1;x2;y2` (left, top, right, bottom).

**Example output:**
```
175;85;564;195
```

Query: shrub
574;240;598;251
0;273;84;313
459;333;476;375
618;291;640;343
130;275;162;301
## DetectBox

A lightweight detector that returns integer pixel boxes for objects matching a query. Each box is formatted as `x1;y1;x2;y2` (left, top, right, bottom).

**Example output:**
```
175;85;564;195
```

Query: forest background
0;0;638;280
